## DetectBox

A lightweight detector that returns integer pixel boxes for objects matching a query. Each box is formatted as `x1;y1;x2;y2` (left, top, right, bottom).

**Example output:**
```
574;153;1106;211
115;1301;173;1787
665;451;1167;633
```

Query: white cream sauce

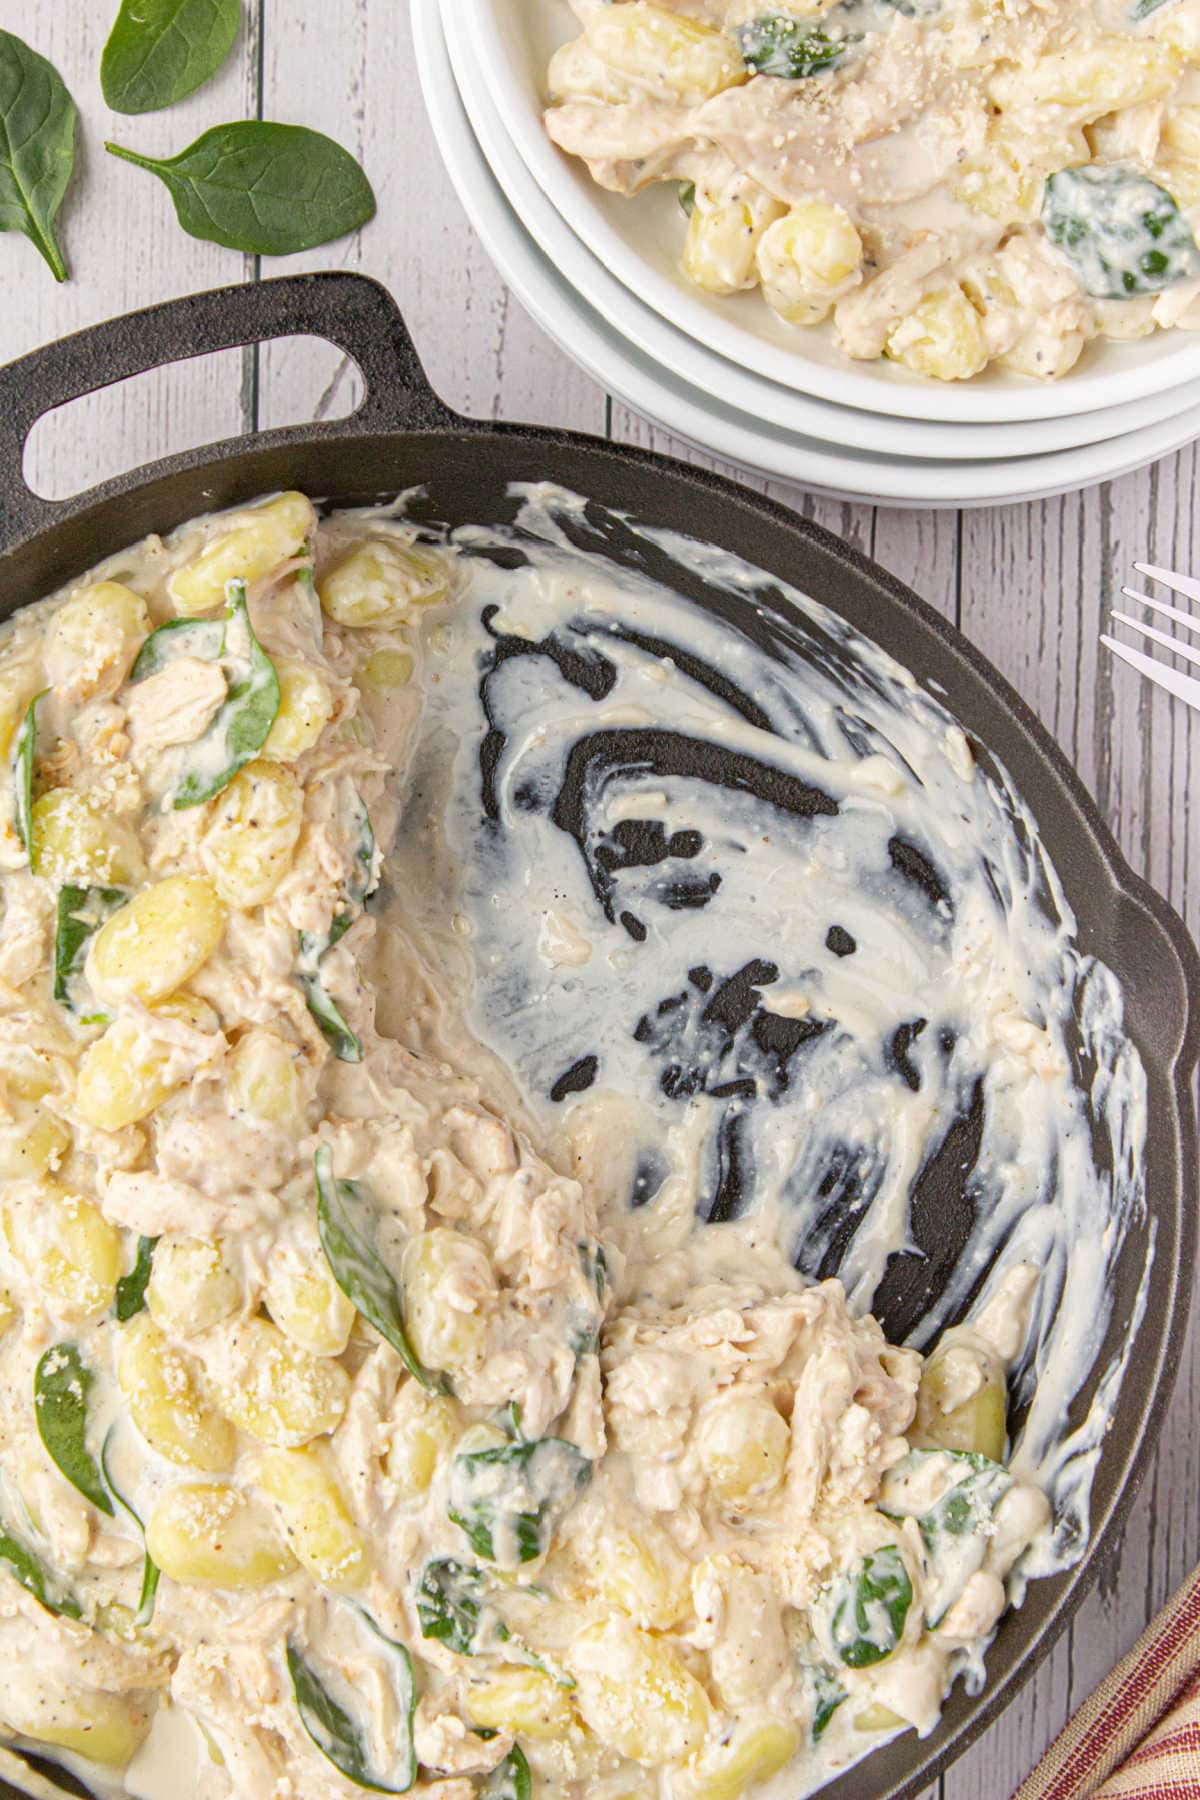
393;482;1150;1567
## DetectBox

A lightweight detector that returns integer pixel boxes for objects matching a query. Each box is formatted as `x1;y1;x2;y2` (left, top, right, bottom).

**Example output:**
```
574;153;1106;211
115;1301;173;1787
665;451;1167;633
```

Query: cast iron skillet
0;271;1196;1800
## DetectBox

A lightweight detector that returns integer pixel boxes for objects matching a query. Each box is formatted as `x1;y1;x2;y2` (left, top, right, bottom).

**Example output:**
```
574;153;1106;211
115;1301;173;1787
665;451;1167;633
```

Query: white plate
461;0;1200;425
414;0;1200;507
449;12;1200;463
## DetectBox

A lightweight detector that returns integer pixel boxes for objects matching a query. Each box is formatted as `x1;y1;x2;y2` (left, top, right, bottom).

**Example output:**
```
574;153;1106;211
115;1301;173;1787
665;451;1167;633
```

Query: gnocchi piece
0;677;32;759
147;1238;242;1339
87;875;226;1005
261;656;334;762
32;789;145;887
548;35;634;105
569;1619;714;1765
0;1676;149;1769
756;201;864;324
585;2;746;104
675;1721;803;1800
853;1702;908;1733
265;1254;356;1358
466;1668;576;1741
7;1182;121;1318
885;288;989;382
208;1316;349;1446
317;539;450;629
227;1029;305;1126
683;187;787;295
356;647;414;692
0;1111;71;1182
168;492;314;616
43;581;150;700
585;1522;691;1629
256;1444;369;1590
201;761;304;908
75;994;219;1132
954;139;1044;223
146;1482;296;1587
996;40;1180;115
385;1380;461;1494
401;1228;494;1375
117;1314;236;1471
695;1392;790;1506
912;1339;1008;1462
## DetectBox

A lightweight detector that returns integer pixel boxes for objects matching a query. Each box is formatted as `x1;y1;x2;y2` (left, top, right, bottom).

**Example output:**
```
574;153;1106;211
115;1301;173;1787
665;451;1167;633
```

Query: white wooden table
1;3;1197;1796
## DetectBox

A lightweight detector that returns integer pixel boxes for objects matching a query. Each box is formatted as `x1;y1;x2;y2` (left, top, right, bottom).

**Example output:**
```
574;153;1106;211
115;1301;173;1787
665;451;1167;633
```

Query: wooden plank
254;0;605;436
6;2;257;505
949;451;1200;1799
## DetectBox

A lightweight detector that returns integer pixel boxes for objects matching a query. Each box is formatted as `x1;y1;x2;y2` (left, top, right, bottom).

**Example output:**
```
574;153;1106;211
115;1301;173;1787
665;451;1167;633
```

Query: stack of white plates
412;0;1200;508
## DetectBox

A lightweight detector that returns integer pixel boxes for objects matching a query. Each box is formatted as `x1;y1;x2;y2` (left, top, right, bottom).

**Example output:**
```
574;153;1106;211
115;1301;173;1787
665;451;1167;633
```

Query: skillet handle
0;272;463;557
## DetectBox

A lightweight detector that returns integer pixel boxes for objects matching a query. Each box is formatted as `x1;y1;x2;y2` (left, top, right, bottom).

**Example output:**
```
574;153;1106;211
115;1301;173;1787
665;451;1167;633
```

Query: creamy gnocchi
543;0;1200;379
0;492;1053;1800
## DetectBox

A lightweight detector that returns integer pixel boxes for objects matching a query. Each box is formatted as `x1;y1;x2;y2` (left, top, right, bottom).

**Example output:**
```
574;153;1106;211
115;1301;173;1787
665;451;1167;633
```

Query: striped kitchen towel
1013;1568;1200;1800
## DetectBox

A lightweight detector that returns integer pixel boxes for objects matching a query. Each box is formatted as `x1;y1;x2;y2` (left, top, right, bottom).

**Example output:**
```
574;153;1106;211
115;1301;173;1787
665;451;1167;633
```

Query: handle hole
23;337;361;502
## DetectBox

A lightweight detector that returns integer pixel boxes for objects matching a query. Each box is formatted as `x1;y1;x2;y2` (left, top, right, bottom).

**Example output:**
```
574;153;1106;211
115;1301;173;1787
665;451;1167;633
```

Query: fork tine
1120;586;1200;636
1110;611;1200;671
1133;561;1200;606
1102;634;1200;710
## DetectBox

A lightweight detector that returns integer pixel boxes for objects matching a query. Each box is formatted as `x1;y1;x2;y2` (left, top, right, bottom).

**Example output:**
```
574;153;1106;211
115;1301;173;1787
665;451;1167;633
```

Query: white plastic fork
1102;562;1200;711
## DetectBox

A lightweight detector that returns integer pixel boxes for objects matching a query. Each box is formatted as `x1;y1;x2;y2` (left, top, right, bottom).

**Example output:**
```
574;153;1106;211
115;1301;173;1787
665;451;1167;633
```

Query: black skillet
0;271;1195;1800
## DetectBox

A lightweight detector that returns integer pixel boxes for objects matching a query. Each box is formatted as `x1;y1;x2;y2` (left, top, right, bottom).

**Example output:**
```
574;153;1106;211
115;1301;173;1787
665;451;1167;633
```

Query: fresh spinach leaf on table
0;32;76;282
106;120;376;255
102;0;241;115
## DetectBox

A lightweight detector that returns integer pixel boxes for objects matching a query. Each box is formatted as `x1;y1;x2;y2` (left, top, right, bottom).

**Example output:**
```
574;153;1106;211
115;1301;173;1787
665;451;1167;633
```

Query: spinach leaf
0;32;76;282
736;15;851;76
113;1235;159;1323
100;1432;159;1626
11;691;43;866
880;1447;1013;1625
1131;0;1177;17
131;586;279;807
830;1545;911;1668
416;1557;505;1656
106;121;376;256
448;1438;591;1568
568;1243;608;1357
807;1664;846;1741
314;1146;443;1390
174;584;279;807
298;797;376;1061
129;612;226;681
34;1344;114;1518
482;1747;532;1800
102;0;240;115
54;883;128;1016
0;1527;81;1619
678;180;696;216
287;1616;416;1794
1044;165;1200;299
298;944;363;1062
